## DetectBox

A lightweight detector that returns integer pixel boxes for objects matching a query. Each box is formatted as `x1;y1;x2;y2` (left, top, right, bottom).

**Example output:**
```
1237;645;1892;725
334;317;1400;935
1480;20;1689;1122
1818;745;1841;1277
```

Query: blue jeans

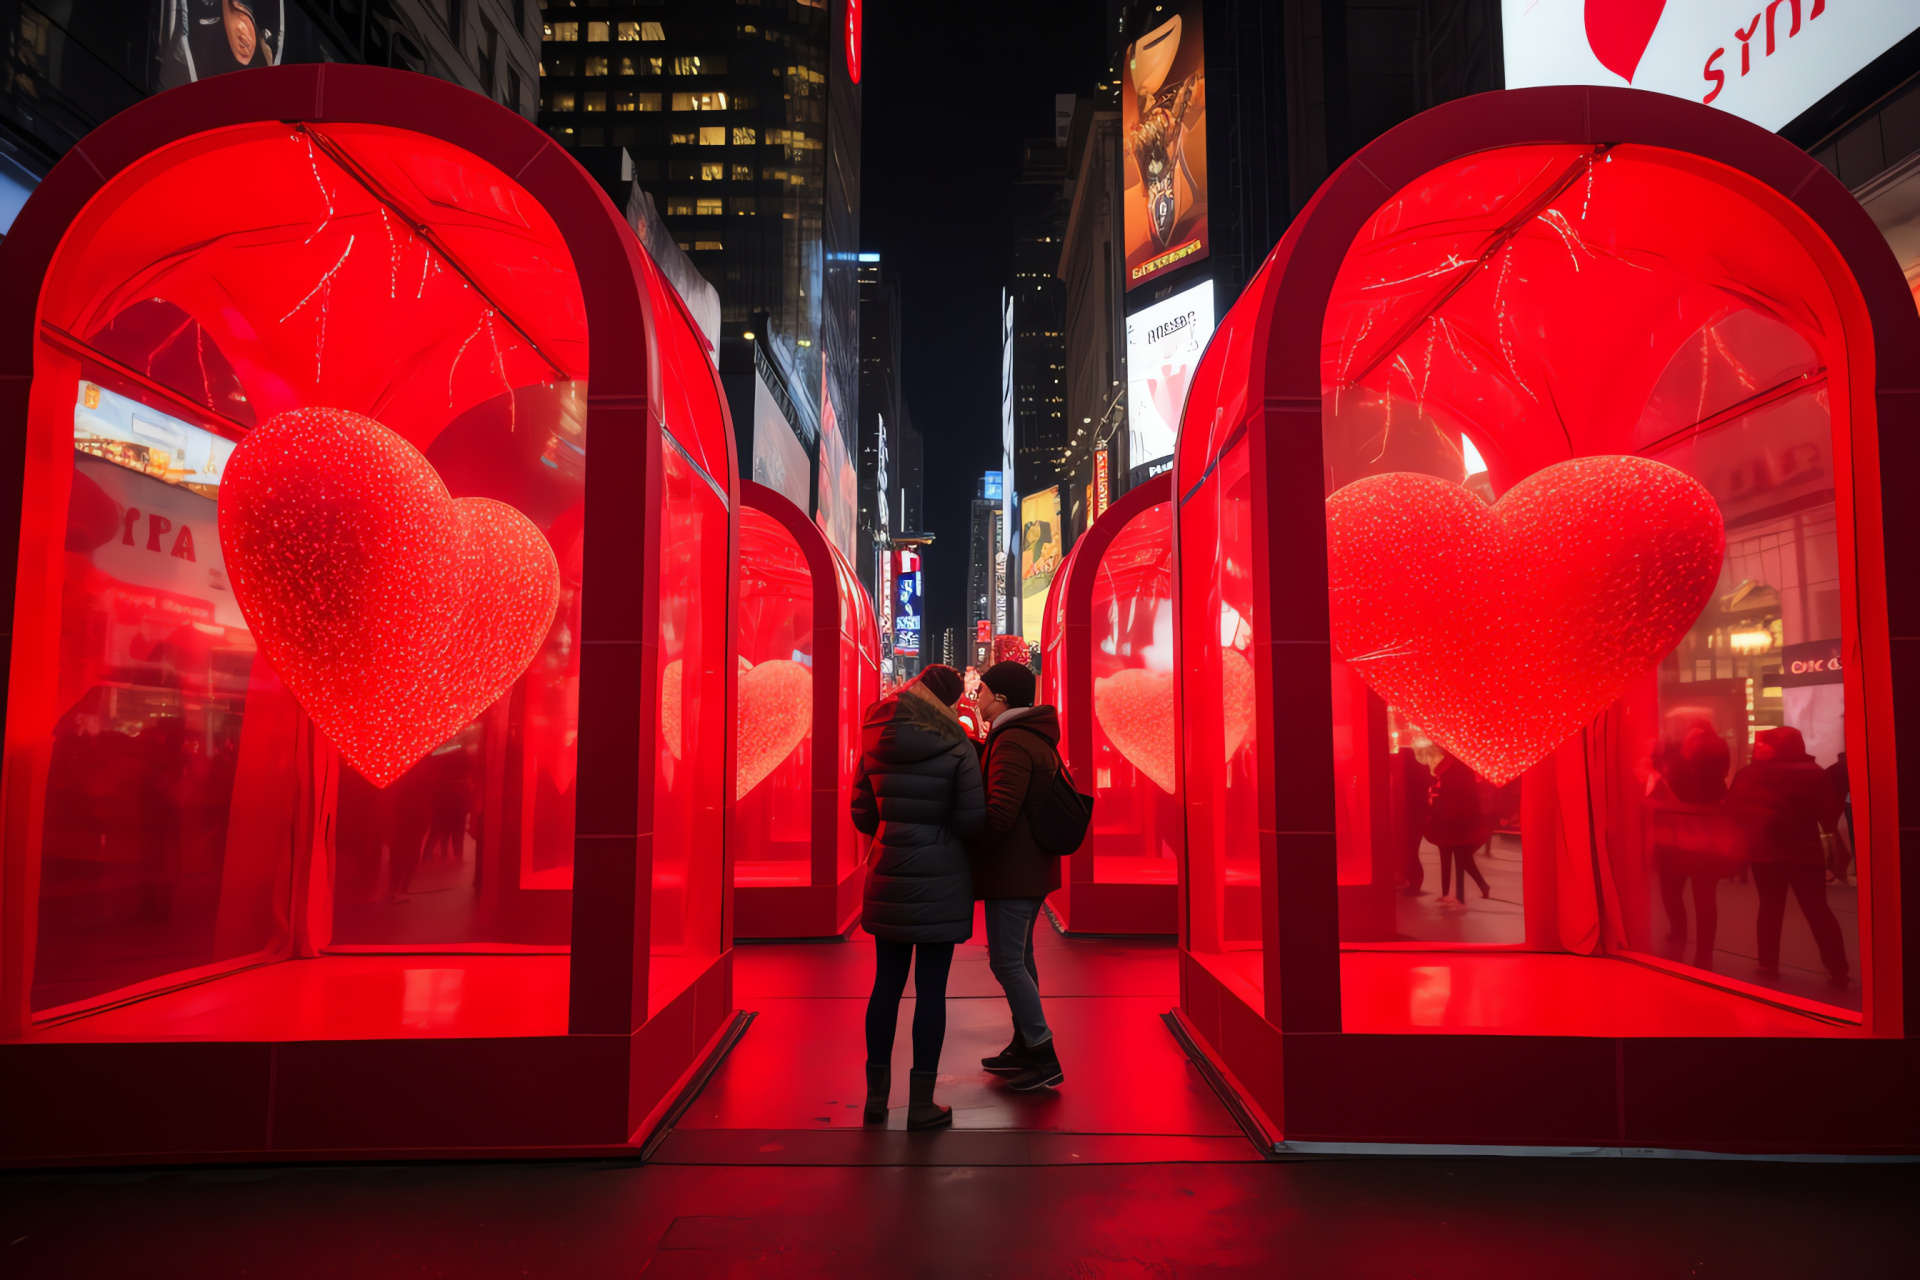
983;898;1050;1046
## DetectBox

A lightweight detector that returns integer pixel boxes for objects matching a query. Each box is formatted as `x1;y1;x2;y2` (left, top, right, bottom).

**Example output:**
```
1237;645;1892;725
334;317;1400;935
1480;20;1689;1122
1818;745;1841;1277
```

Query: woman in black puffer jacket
850;664;983;1130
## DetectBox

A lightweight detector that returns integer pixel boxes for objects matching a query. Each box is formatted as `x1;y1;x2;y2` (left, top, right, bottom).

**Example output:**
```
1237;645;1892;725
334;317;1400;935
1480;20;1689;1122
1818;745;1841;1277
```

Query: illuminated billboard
1019;487;1061;647
1122;3;1209;291
1502;1;1918;134
1126;278;1215;472
893;548;922;657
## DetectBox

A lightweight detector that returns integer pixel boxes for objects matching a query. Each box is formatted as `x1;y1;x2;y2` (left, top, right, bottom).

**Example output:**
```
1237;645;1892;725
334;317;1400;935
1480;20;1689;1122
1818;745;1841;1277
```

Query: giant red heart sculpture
219;407;560;786
1326;456;1723;785
736;658;812;799
1094;648;1256;794
1586;0;1666;84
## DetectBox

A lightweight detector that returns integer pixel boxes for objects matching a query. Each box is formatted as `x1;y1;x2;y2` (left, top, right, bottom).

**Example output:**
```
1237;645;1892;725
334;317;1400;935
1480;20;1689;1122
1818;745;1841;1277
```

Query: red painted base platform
0;952;737;1164
733;867;863;939
1179;948;1920;1155
1048;860;1179;936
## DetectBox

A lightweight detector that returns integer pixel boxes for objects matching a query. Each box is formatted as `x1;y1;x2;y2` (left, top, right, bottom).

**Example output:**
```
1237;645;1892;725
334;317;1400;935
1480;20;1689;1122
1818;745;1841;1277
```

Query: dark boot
863;1063;890;1125
981;1029;1029;1072
1007;1035;1063;1092
907;1069;952;1130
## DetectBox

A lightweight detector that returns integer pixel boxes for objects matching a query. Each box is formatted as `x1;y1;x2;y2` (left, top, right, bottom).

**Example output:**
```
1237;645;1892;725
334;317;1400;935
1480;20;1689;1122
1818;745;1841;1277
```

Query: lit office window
641;22;665;40
700;163;726;181
583;91;606;112
670;132;696;145
672;92;730;111
696;198;722;216
671;55;727;75
699;126;726;145
615;91;637;111
635;93;661;111
587;21;609;41
585;56;607;76
731;163;752;181
694;240;723;251
547;22;577;41
617;21;641;40
666;198;696;216
549;89;577;112
732;127;757;145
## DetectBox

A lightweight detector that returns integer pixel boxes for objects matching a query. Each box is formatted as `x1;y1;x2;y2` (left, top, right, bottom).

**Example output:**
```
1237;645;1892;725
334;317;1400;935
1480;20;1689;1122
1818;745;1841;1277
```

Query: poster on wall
1122;3;1209;291
1019;488;1060;647
1126;278;1215;471
1502;1;1919;134
750;371;812;512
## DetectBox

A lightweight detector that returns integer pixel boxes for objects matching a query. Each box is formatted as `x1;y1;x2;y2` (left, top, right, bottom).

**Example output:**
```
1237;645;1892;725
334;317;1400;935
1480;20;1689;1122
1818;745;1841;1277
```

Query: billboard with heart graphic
1503;1;1919;133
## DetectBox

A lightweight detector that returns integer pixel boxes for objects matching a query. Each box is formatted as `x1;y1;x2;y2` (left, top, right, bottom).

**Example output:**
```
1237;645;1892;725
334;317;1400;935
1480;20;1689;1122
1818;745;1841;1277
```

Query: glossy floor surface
7;915;1917;1276
4;1152;1916;1277
661;903;1254;1165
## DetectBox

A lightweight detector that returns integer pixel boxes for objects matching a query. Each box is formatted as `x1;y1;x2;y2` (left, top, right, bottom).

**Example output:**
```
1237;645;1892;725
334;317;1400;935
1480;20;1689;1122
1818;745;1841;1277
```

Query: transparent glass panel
733;505;814;890
1088;500;1179;885
1319;142;1859;1012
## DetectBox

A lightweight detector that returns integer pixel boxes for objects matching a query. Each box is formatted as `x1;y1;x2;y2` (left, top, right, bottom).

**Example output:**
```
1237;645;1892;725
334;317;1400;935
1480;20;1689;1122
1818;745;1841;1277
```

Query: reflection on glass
733;506;815;889
1180;436;1260;992
1317;142;1859;1013
651;437;728;1007
1088;501;1179;885
15;122;592;1024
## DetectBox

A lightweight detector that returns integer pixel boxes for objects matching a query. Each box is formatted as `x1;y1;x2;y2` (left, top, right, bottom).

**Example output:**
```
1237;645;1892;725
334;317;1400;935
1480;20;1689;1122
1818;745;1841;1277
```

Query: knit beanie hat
915;664;964;707
981;661;1037;708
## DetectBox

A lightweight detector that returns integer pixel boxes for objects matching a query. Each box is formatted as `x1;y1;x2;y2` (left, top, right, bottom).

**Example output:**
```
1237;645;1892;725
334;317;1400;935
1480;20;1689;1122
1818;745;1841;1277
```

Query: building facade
0;0;537;209
538;0;862;569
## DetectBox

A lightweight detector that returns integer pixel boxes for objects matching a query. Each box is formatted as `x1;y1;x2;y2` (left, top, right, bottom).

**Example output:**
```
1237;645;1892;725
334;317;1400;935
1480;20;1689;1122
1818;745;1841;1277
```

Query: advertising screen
1502;1;1918;133
1126;278;1215;472
1122;3;1209;290
751;370;812;511
893;548;922;656
1019;487;1061;647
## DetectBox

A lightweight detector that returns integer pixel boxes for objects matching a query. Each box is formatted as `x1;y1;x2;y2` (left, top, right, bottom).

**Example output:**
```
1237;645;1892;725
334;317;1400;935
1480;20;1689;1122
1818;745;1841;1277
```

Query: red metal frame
0;66;741;1163
1174;85;1920;1153
733;480;876;938
1047;473;1177;935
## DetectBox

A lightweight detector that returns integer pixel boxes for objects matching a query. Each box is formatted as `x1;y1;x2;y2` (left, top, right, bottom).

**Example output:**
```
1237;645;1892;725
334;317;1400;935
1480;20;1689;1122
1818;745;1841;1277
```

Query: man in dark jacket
850;665;984;1128
1727;725;1849;990
971;661;1064;1091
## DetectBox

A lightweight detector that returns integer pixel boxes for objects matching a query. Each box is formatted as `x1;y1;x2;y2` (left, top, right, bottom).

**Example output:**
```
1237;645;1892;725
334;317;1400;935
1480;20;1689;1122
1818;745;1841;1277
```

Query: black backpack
1000;725;1095;857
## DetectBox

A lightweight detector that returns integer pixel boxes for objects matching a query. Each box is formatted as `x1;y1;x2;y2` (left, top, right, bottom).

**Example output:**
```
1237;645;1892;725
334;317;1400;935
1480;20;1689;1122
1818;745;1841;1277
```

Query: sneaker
1007;1036;1063;1092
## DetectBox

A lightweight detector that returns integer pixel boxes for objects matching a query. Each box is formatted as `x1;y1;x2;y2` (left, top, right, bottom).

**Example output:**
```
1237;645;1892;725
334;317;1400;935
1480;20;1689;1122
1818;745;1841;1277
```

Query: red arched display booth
1041;472;1179;935
1173;85;1920;1155
732;480;878;938
0;66;740;1163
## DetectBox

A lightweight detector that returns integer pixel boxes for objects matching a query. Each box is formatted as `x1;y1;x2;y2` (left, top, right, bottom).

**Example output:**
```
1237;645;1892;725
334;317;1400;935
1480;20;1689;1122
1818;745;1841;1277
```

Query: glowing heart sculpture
1096;670;1177;793
219;407;560;786
736;658;812;799
1094;648;1256;794
1326;456;1722;785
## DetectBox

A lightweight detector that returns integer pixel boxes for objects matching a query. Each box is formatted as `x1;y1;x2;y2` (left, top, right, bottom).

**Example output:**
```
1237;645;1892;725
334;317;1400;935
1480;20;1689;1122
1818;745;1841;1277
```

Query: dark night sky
860;0;1110;654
